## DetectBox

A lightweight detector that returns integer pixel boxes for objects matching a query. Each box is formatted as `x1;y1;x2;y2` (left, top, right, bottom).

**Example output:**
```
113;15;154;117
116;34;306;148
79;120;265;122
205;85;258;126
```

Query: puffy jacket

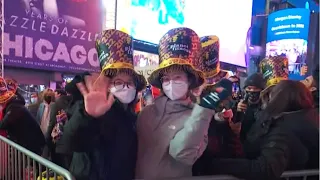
56;101;137;180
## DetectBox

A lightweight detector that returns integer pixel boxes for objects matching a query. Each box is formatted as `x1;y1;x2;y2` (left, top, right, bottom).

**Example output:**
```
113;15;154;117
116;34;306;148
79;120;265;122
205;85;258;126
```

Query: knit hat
96;29;146;91
0;77;15;104
148;27;204;89
198;35;230;85
244;73;266;90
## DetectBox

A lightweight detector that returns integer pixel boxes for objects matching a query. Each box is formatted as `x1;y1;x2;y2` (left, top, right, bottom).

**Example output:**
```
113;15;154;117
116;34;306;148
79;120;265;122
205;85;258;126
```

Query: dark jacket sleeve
46;103;59;141
0;110;14;130
205;125;291;180
55;101;101;154
0;103;25;130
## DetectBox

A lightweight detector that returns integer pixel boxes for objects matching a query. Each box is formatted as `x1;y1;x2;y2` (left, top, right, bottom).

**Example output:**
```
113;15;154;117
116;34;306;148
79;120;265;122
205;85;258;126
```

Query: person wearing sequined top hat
191;36;234;120
0;77;45;155
57;29;146;180
135;28;233;179
259;55;289;108
191;36;241;176
5;78;25;102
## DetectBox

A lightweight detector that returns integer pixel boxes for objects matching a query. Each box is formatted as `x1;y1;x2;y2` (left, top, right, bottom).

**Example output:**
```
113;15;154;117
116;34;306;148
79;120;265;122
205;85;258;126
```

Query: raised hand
76;73;115;118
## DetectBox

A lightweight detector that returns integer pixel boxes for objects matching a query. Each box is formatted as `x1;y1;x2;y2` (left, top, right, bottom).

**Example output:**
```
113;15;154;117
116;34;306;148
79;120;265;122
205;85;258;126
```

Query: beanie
244;73;266;90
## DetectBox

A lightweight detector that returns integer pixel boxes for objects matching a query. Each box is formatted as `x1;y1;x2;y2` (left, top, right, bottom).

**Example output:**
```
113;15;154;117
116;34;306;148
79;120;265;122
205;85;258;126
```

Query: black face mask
246;91;261;104
44;96;52;104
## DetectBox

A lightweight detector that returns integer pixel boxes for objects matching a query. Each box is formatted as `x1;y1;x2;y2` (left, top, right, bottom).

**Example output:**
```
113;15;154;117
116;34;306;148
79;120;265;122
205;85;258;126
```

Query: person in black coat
199;80;319;180
232;73;266;142
0;77;45;155
52;72;87;169
56;29;146;180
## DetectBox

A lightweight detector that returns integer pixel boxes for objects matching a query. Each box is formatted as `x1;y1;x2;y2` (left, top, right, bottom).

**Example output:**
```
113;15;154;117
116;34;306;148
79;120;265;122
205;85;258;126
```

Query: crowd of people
0;28;319;180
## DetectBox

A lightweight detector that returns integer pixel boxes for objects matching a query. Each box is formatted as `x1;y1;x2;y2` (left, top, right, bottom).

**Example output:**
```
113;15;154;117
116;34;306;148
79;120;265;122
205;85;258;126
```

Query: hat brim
260;77;287;96
148;64;205;89
102;63;147;91
0;91;15;104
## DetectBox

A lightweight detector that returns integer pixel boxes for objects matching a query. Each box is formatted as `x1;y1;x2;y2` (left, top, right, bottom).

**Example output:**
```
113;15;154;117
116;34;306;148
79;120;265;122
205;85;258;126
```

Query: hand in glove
199;88;231;110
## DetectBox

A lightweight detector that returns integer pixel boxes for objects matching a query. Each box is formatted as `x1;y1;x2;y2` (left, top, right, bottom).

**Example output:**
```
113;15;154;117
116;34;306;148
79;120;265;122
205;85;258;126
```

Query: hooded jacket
135;95;214;179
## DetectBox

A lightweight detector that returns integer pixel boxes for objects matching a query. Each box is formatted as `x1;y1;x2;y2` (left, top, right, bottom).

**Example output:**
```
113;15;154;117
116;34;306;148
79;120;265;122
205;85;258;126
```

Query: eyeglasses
111;79;135;90
160;75;187;86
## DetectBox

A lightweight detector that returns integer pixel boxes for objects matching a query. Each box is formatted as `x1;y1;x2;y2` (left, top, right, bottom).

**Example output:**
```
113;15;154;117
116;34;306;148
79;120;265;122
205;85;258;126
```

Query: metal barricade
281;169;319;180
0;135;75;180
159;169;319;180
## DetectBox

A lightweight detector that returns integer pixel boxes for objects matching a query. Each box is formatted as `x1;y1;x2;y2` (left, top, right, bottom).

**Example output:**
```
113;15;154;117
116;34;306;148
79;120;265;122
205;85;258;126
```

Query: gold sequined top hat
148;27;204;89
96;29;146;91
5;78;18;93
259;55;288;93
198;35;229;86
0;77;15;104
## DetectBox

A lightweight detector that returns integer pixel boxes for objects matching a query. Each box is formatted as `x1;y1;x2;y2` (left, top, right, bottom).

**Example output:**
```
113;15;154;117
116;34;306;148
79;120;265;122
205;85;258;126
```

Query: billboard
266;8;310;80
133;50;159;80
116;0;253;67
2;0;103;73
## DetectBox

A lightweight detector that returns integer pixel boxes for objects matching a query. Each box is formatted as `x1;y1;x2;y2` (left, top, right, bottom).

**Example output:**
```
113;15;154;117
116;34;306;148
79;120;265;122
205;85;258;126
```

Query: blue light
305;1;310;9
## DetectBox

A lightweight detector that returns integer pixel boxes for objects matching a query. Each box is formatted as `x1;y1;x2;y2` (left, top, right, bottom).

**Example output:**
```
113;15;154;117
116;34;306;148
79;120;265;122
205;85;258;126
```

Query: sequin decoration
259;56;289;86
95;29;134;70
158;27;201;67
198;35;220;77
0;79;8;97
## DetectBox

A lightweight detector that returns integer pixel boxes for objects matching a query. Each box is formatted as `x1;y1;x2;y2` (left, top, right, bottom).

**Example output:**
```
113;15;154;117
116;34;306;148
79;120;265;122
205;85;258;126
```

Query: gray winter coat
135;95;215;179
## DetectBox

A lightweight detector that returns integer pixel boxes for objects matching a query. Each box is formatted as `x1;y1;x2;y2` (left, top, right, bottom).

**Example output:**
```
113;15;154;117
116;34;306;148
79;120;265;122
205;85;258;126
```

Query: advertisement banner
266;8;310;80
3;0;103;73
267;8;310;42
133;50;159;80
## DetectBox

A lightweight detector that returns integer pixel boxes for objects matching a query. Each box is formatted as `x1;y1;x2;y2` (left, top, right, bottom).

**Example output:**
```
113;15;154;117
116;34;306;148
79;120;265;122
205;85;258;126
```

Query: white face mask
162;80;189;101
31;98;37;104
110;86;136;104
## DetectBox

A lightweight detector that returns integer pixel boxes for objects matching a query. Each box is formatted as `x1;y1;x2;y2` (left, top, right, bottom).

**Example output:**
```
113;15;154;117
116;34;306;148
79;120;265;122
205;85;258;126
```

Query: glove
200;89;230;110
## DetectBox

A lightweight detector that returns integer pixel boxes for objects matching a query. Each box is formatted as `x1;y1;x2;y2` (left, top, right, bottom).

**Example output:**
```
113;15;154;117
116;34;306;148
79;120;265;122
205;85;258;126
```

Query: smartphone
143;85;154;107
242;93;249;104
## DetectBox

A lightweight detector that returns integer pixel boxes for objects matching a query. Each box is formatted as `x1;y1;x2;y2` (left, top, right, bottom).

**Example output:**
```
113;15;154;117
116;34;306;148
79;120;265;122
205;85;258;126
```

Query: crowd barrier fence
0;135;318;180
166;169;319;180
0;135;75;180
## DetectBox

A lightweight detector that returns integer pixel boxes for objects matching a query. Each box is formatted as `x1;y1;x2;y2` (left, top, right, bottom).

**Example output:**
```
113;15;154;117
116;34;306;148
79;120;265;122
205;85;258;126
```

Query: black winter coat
0;96;45;155
278;108;319;169
197;108;319;180
56;101;137;180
